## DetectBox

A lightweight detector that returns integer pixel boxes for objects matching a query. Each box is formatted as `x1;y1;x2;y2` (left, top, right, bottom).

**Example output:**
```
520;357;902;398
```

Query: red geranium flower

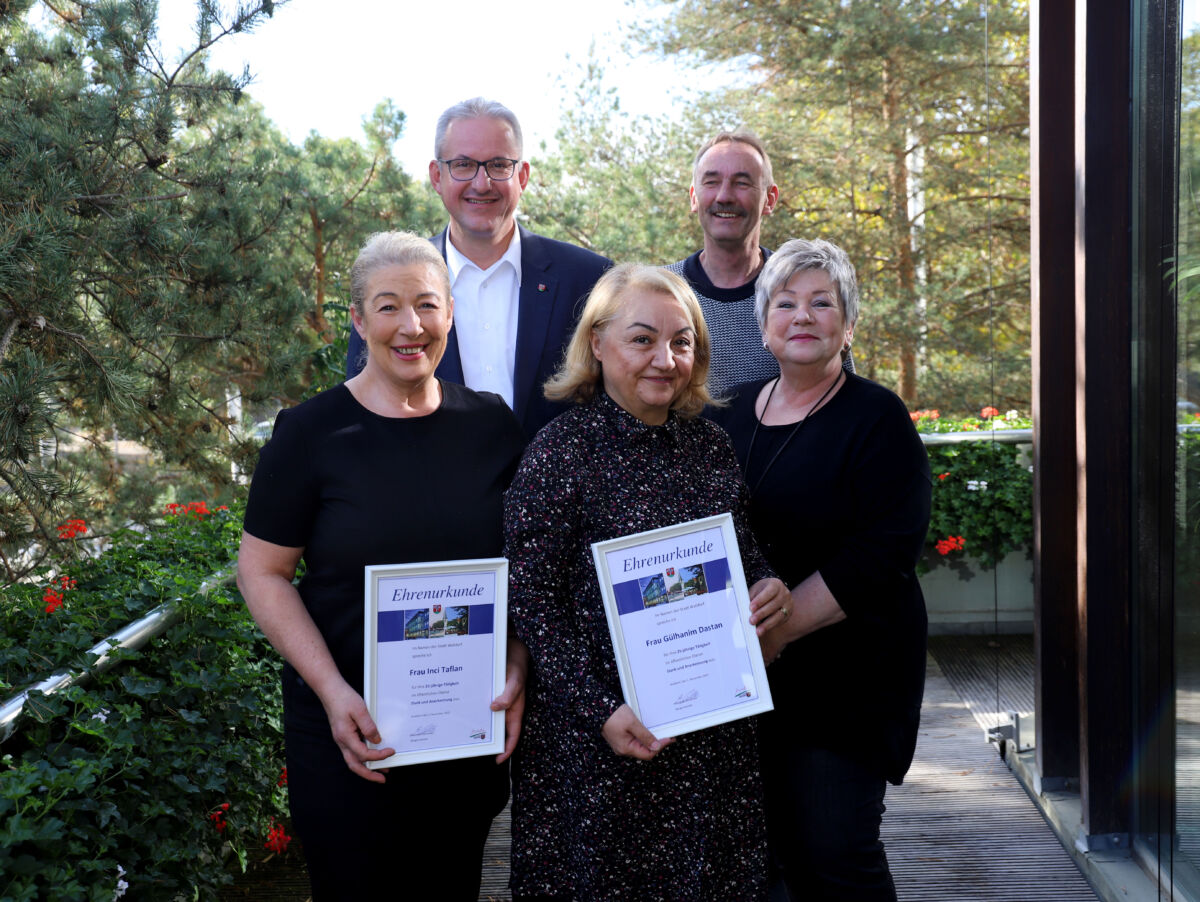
264;821;291;854
981;406;1000;419
935;535;966;556
208;802;230;833
43;587;63;613
166;501;214;520
55;519;87;540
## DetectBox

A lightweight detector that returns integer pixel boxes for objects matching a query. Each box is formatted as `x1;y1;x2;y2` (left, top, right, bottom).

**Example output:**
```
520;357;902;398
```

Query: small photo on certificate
363;558;507;767
592;514;773;740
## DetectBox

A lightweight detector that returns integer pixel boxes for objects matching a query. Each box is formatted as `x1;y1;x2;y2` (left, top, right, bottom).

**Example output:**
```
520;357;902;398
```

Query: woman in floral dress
503;263;791;901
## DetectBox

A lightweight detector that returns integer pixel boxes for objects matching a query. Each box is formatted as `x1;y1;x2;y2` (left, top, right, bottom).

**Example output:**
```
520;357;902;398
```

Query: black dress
243;381;526;900
503;392;773;902
710;373;931;900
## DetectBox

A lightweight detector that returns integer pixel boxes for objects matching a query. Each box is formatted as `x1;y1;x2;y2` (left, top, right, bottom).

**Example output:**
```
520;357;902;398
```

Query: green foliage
629;0;1031;409
0;2;441;577
269;100;444;397
0;502;288;900
520;55;703;263
0;0;298;578
1176;29;1200;417
1179;427;1200;611
916;411;1033;572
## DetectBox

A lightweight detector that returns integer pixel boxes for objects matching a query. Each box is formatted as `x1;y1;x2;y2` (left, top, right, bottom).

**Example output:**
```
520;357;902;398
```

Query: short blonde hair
544;264;715;418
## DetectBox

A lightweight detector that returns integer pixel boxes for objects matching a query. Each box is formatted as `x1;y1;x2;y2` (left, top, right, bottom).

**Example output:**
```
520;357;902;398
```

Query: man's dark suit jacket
345;225;610;438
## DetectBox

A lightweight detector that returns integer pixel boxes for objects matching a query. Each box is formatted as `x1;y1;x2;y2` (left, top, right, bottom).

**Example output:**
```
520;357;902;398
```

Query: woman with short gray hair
711;237;930;901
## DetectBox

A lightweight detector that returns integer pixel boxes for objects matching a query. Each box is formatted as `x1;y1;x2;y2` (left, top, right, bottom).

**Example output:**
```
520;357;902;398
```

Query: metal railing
918;423;1197;447
919;428;1033;447
0;566;236;744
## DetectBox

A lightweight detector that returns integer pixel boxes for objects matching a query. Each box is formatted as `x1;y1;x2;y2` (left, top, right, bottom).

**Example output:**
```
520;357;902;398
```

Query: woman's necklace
744;370;844;495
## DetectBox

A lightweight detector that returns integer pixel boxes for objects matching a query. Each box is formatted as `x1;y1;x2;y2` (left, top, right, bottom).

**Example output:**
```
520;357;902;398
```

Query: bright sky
155;0;743;177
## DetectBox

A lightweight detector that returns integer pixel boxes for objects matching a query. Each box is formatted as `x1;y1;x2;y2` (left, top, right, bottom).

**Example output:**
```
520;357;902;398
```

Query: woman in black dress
710;238;931;901
503;263;788;901
236;231;528;900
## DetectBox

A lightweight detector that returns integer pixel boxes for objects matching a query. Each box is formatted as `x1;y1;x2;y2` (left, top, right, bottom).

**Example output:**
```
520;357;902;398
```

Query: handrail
920;428;1032;446
0;566;236;744
918;423;1197;447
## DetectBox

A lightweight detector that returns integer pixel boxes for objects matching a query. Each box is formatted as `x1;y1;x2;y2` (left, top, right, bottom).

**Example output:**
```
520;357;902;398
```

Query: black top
244;381;527;733
710;374;931;784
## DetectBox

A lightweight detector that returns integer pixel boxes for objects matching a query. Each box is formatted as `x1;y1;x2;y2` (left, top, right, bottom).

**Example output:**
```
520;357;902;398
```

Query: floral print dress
503;393;772;901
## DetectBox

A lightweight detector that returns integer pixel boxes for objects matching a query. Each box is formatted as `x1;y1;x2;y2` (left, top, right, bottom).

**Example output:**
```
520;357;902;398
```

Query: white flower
113;865;128;900
967;480;989;492
1006;409;1019;420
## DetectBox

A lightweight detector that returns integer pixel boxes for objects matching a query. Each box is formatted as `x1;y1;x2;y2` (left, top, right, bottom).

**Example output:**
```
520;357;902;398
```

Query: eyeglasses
438;156;520;182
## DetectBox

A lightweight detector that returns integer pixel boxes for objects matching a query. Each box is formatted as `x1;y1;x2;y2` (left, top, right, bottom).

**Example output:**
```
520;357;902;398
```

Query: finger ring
781;607;790;619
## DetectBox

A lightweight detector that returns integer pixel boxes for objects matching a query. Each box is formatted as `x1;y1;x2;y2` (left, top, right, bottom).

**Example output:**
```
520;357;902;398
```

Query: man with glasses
346;97;610;438
668;129;852;397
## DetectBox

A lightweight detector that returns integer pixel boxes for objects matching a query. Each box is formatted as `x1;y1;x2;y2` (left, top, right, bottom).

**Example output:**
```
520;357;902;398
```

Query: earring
843;340;852;351
763;340;769;349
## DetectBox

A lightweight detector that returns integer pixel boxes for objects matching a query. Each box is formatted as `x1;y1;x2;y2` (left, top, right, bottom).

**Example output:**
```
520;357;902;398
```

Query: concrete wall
921;549;1034;635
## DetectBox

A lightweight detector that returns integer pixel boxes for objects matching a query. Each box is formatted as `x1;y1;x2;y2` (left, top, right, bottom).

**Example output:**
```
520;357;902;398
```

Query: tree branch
74;192;188;205
0;316;22;363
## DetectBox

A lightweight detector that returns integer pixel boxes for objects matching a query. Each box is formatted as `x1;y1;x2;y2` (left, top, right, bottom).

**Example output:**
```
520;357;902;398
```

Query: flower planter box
920;549;1034;635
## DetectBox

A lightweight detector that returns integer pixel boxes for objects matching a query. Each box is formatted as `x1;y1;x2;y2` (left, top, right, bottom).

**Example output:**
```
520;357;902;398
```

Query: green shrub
914;409;1034;573
1179;425;1200;612
0;500;289;901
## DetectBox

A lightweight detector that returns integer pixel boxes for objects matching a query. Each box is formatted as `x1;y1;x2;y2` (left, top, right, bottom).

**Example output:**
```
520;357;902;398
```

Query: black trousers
285;726;507;901
763;745;897;902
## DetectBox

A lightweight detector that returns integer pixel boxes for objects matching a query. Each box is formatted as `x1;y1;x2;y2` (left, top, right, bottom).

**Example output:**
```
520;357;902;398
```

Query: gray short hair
755;238;859;332
692;129;774;190
350;231;449;318
434;97;524;159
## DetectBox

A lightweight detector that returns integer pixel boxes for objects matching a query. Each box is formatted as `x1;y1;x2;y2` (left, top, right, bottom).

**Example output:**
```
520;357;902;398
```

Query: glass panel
1179;2;1200;893
919;0;1035;740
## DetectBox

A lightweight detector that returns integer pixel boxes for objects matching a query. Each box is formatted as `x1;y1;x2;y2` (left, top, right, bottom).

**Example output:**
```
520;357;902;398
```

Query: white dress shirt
444;230;522;409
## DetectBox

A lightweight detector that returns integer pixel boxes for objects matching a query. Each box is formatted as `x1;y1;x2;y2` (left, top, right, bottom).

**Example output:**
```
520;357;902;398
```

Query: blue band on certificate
613;557;732;615
378;603;494;641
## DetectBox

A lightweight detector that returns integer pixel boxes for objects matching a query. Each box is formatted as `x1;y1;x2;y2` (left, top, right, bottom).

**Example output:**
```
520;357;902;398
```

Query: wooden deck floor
884;650;1096;900
224;640;1097;901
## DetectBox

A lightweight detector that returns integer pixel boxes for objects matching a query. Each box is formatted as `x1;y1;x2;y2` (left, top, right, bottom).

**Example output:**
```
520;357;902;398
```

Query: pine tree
0;0;303;579
642;0;1031;408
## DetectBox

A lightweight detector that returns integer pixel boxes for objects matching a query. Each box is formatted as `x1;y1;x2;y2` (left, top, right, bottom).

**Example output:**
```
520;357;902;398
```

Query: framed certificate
363;558;507;767
591;513;773;740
